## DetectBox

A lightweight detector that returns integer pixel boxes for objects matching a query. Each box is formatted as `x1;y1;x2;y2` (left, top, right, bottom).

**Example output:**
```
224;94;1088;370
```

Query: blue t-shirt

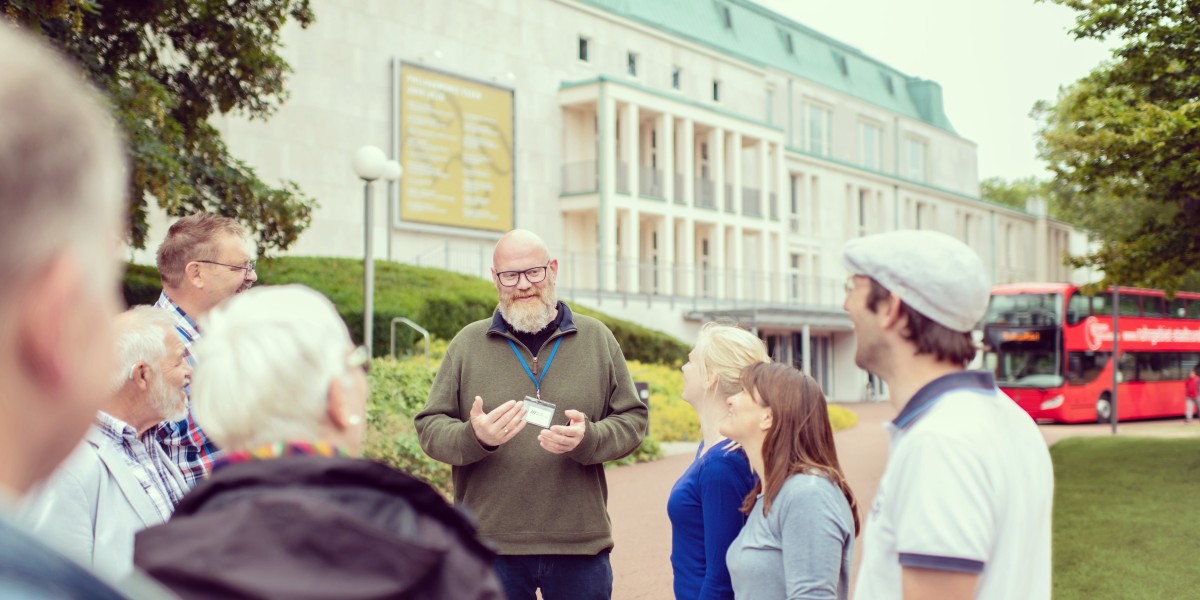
667;438;757;600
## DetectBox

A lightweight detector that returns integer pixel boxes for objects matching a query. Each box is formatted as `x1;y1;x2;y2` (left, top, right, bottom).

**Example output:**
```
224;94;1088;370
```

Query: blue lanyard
507;337;563;399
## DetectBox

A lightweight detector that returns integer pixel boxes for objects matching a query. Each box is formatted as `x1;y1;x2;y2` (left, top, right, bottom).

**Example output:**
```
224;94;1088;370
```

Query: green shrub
122;256;688;365
123;263;163;306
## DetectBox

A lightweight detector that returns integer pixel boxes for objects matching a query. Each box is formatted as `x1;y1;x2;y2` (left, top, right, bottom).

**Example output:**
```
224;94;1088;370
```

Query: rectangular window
1142;296;1166;318
627;52;638;77
1119;294;1141;317
578;36;590;62
1168;297;1188;318
671;66;681;90
859;122;882;170
712;80;721;102
905;138;926;182
806;104;831;156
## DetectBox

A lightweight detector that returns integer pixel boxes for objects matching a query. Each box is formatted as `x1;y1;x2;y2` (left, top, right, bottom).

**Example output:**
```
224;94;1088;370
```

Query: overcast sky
753;0;1118;182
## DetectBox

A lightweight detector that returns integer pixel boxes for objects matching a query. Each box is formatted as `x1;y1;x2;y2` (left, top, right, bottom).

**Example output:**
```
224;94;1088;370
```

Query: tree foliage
1036;0;1200;294
1;0;317;254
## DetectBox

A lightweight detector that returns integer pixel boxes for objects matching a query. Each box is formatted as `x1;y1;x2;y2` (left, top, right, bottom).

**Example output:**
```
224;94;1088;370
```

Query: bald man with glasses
416;229;648;600
152;213;258;488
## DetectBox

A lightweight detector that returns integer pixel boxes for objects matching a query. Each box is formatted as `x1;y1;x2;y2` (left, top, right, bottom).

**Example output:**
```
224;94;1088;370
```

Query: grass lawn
1051;436;1200;599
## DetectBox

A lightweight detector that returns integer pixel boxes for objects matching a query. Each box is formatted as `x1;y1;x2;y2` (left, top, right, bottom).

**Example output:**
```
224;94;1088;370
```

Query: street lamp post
352;146;401;361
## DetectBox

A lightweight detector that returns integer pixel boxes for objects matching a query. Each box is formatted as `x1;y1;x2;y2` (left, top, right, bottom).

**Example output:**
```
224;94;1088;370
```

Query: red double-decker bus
981;283;1200;423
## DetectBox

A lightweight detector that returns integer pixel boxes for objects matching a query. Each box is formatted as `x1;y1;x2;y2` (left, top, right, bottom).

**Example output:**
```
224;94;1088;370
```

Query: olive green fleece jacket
414;303;648;555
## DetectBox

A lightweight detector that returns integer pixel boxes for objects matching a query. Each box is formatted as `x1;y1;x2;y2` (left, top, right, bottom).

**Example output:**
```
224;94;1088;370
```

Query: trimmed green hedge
122;256;689;365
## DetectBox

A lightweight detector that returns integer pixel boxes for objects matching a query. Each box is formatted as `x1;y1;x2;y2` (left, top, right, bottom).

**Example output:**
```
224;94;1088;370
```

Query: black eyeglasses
495;264;549;287
197;260;256;273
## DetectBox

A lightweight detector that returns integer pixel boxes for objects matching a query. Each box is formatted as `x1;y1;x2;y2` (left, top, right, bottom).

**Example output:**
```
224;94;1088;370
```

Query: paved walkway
605;402;1200;599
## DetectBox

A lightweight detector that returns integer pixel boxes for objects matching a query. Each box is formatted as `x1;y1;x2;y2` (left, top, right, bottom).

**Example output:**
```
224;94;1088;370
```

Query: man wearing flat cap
842;230;1052;600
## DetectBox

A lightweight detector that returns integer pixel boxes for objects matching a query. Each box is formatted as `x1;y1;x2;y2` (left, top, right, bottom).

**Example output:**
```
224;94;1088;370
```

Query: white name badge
522;396;557;428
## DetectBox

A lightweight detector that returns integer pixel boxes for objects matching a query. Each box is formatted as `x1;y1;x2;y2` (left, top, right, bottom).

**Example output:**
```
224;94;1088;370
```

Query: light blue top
726;473;854;599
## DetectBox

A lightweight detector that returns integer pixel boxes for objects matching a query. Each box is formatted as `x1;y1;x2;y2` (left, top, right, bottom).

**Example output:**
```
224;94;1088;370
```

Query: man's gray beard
500;290;558;334
149;375;189;424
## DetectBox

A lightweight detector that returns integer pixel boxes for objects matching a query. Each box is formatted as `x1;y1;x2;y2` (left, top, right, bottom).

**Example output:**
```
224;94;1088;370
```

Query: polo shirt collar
892;370;996;430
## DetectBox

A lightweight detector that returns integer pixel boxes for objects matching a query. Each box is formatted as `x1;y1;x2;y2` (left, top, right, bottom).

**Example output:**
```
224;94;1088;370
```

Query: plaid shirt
95;412;184;520
153;291;221;488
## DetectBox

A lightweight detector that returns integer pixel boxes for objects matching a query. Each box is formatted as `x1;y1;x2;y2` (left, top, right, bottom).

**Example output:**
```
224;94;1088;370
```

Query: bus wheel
1096;393;1113;423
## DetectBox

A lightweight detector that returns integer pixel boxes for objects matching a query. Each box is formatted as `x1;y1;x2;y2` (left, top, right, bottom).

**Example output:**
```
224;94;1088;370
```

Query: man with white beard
24;307;192;580
416;229;648;600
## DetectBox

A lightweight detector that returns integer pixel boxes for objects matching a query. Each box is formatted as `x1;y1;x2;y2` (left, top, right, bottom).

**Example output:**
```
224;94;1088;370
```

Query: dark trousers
494;551;613;600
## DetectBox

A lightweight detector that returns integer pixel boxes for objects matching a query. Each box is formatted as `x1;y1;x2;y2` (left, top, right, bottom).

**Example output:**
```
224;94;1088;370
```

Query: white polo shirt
853;371;1053;600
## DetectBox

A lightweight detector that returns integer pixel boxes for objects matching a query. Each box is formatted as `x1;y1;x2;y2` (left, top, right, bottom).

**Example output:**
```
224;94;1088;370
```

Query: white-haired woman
132;285;502;600
667;322;770;600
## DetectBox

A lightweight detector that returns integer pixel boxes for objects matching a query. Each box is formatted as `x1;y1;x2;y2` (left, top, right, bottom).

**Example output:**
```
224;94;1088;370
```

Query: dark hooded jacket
133;455;502;600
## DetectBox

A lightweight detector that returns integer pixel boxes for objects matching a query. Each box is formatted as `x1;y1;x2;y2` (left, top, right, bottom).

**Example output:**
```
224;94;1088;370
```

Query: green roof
576;0;958;134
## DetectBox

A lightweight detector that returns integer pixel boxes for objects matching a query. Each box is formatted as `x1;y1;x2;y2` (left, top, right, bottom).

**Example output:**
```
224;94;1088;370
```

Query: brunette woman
721;362;858;599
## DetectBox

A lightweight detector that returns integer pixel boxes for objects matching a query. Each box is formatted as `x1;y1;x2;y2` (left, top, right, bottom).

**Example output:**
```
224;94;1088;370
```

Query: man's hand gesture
538;409;587;454
470;396;526;447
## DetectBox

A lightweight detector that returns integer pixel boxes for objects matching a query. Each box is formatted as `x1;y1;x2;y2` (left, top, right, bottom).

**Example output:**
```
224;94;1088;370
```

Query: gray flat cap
843;230;989;332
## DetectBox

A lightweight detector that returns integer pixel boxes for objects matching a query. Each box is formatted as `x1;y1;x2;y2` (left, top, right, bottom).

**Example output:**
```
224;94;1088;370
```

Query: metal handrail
390;317;430;362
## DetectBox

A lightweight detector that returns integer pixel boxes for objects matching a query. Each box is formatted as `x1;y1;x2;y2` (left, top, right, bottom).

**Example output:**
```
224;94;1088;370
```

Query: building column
759;140;769;219
801;323;812;376
661;215;675;296
760;230;772;302
728;224;742;300
686;216;696;295
712;128;725;212
681;119;694;206
599;94;617;291
775;141;786;224
713;222;726;299
730;132;743;214
619;208;640;294
623;102;639;199
661;114;675;204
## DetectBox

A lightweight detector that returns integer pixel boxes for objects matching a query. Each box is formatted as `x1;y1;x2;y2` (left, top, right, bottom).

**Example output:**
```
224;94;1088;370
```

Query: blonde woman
667;323;770;600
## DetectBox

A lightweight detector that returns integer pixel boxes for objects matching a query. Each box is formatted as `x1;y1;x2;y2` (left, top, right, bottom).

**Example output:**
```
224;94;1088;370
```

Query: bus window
1119;295;1141;317
1135;353;1166;381
1067;351;1111;385
1118;353;1137;382
985;293;1062;326
1183;352;1200;374
1189;300;1200;319
1142;297;1166;318
1159;353;1184;380
1092;294;1111;315
1167;297;1187;319
1067;291;1091;325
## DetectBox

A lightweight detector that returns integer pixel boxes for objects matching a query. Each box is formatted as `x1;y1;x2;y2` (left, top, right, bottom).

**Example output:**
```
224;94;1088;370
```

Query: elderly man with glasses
152;212;258;487
416;229;648;600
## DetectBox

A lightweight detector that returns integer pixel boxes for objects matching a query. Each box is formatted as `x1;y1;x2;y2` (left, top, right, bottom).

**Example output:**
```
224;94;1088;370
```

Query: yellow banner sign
400;64;513;232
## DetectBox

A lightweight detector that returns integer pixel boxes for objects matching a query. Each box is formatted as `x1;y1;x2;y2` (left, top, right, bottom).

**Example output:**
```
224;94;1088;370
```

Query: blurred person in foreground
133;284;503;600
24;307;190;580
0;21;151;599
843;230;1052;600
722;362;858;599
667;322;768;600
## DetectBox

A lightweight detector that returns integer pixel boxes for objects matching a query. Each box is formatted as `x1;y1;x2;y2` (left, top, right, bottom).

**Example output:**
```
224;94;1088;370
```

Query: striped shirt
153;291;221;488
95;411;184;520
